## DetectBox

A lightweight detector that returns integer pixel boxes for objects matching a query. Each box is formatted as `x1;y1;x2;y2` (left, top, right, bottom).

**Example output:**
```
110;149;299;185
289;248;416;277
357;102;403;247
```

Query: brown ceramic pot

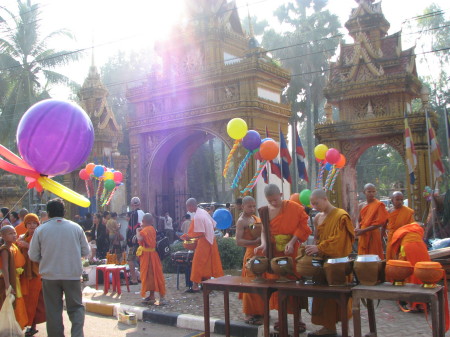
271;256;294;282
414;261;444;288
354;258;385;286
324;258;353;286
245;256;269;283
248;223;262;239
385;260;413;286
295;253;326;285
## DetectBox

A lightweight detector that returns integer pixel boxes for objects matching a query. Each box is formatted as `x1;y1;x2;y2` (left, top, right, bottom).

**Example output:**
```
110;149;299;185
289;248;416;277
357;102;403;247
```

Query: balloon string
101;190;112;207
223;139;241;178
231;151;253;189
96;180;103;202
249;164;265;189
240;160;267;195
84;180;90;198
104;187;118;206
324;166;335;190
328;168;341;191
315;162;325;189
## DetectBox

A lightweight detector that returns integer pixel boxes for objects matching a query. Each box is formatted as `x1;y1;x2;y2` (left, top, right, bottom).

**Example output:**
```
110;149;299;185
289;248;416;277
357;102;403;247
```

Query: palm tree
0;0;80;147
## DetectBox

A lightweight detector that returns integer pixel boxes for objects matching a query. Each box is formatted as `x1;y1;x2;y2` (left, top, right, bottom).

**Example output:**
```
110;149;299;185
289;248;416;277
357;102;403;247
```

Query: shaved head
142;213;154;225
264;184;281;197
391;191;403;198
311;189;327;199
0;225;14;235
186;198;197;207
242;196;255;205
364;183;376;191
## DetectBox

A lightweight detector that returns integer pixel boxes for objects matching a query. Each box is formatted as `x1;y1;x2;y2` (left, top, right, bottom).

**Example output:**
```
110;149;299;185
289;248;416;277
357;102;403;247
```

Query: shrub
162;237;244;273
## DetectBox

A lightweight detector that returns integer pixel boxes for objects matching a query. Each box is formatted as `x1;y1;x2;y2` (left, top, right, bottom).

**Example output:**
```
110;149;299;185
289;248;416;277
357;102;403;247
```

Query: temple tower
126;0;291;220
316;0;432;220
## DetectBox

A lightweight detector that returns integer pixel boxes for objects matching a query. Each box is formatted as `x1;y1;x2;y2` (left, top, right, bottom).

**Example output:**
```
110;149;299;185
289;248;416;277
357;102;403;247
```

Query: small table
276;282;353;337
202;276;277;337
352;283;446;337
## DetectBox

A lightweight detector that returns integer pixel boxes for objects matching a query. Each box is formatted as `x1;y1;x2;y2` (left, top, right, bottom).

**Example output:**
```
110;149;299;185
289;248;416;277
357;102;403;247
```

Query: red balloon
335;154;346;168
325;148;340;164
260;140;279;161
113;171;123;183
79;169;89;180
289;193;301;205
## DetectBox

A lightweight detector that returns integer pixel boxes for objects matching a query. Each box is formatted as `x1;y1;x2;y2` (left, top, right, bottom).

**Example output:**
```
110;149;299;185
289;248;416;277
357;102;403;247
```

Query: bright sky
2;0;449;97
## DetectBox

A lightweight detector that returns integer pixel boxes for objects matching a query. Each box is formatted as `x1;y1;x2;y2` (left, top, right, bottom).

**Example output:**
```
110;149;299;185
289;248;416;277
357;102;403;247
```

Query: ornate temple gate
316;0;434;221
126;0;290;219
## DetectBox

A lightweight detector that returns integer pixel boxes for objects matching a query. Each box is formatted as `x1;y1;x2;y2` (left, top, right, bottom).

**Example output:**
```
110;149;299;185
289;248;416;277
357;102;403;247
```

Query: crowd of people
0;181;432;337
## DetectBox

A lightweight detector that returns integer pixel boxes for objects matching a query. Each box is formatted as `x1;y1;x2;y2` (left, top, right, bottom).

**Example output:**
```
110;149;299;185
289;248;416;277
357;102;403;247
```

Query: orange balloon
85;163;95;175
260;140;279;161
289;193;301;205
335;154;346;168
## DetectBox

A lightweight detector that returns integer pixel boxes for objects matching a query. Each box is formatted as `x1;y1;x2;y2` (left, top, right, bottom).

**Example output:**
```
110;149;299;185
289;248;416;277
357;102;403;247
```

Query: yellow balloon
103;171;114;180
227;118;248;140
38;177;90;208
314;144;329;160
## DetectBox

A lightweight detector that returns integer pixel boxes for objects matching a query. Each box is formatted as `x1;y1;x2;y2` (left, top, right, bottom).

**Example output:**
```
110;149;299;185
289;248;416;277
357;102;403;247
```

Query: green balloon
104;179;116;191
299;189;311;206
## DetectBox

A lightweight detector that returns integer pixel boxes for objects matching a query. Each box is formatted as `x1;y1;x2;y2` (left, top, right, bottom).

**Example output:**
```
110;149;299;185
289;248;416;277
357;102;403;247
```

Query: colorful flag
279;130;292;183
404;118;417;184
295;129;309;182
428;124;445;179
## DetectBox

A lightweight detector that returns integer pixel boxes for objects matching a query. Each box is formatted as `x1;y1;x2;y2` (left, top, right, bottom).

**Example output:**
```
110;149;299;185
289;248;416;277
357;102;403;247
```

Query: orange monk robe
188;220;224;283
138;226;166;298
386;206;415;260
15;222;27;236
390;223;430;284
266;201;311;312
312;208;355;330
0;244;28;329
238;216;264;316
19;233;45;326
358;200;388;259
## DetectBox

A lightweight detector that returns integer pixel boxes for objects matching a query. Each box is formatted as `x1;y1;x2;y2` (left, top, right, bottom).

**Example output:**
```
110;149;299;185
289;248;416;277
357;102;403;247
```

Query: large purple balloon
242;130;261;151
17;99;94;176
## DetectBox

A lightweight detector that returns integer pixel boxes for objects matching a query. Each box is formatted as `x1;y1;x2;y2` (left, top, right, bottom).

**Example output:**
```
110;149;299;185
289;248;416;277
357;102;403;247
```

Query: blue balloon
213;208;233;230
325;162;333;171
93;165;105;178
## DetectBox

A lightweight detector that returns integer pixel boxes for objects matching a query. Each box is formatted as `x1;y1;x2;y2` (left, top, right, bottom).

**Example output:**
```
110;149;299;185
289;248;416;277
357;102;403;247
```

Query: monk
255;184;311;333
305;190;355;337
384;191;415;260
14;208;29;236
17;214;46;337
184;198;223;292
136;213;166;305
0;225;28;329
235;196;263;325
356;183;388;259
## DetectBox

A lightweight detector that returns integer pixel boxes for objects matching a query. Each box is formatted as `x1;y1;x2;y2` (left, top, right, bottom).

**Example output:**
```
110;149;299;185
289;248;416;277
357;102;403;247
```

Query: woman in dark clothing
92;213;109;259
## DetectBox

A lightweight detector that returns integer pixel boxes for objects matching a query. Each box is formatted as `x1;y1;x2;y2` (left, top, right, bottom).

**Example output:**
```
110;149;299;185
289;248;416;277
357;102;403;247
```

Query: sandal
25;328;38;337
245;315;263;325
142;296;156;305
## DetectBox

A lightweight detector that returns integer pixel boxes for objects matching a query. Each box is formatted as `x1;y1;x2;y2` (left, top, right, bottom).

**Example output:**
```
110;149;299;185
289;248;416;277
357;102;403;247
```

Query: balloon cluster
79;163;123;207
290;189;312;207
224;118;280;195
314;144;346;191
0;99;94;207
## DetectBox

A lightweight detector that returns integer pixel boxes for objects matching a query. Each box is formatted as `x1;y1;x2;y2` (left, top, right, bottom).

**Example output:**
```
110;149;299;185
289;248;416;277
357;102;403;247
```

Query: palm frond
0;53;21;70
42;69;80;91
34;28;76;55
0;38;21;59
36;49;82;68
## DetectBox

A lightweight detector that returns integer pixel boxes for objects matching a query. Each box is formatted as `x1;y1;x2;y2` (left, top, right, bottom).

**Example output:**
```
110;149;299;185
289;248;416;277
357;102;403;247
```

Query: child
136;213;166;305
0;225;28;329
106;212;120;249
85;231;97;262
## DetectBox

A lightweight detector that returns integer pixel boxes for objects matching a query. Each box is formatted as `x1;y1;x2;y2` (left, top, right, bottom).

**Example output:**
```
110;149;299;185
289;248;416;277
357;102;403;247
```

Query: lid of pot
415;261;442;269
386;260;412;267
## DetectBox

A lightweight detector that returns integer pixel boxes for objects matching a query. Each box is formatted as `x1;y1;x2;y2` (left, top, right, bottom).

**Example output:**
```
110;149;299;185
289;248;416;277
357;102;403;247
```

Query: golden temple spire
247;4;254;38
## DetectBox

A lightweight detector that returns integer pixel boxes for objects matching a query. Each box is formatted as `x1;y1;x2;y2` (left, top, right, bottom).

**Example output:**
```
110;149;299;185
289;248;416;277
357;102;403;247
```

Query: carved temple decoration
73;61;129;214
126;0;291;219
316;0;432;220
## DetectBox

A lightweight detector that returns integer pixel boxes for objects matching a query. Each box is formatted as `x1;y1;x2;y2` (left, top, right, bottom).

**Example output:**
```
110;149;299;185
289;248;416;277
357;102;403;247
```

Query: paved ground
36;311;222;337
82;271;449;336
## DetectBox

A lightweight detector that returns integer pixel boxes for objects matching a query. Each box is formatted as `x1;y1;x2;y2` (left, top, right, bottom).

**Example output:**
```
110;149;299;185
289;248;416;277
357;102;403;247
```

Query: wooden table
276;282;353;337
352;283;446;337
202;276;277;337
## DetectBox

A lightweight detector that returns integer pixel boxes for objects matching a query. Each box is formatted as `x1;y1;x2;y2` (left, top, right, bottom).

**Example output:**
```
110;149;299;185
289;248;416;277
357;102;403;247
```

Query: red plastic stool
95;264;114;294
109;265;130;295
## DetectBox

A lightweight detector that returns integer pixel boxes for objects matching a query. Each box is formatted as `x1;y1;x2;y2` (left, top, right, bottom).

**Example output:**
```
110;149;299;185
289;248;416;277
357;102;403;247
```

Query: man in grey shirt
29;198;90;337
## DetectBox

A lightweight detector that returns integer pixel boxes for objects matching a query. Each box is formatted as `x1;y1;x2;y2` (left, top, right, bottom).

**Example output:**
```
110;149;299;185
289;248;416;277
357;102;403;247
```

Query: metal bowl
356;255;381;262
327;257;350;264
